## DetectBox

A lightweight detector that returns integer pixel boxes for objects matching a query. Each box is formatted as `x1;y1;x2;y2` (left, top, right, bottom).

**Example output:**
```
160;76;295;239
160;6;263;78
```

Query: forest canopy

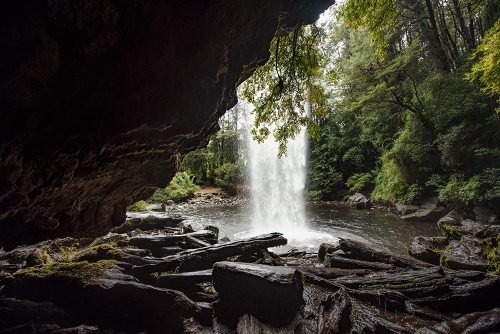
246;0;500;204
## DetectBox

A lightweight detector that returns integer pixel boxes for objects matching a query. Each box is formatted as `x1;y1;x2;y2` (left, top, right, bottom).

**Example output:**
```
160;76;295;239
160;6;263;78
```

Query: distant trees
304;1;500;204
177;105;247;194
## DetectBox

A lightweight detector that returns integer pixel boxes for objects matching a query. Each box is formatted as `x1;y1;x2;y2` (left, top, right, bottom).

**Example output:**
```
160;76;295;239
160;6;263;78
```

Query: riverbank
1;214;499;333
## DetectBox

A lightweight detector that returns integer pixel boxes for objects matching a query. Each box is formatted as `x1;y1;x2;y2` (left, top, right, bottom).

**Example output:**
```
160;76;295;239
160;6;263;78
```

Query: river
180;203;441;254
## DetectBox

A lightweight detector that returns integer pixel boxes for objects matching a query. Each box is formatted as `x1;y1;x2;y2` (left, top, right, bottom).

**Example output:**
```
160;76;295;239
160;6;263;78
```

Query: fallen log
302;271;407;312
186;235;212;248
298;266;373;279
325;254;395;271
334;266;450;299
131;233;287;282
128;230;217;249
317;288;352;334
157;269;212;290
339;238;434;269
410;275;500;314
418;307;500;333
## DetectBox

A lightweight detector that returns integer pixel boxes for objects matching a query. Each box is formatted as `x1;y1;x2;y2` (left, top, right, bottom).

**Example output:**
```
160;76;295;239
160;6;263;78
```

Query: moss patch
477;236;500;274
437;222;461;240
15;260;116;284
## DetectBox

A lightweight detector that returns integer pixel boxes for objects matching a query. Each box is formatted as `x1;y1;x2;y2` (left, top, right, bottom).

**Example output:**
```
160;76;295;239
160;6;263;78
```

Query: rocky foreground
1;214;500;334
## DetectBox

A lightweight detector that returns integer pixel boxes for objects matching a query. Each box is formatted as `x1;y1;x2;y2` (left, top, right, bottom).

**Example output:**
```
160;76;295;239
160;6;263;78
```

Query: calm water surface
181;203;441;254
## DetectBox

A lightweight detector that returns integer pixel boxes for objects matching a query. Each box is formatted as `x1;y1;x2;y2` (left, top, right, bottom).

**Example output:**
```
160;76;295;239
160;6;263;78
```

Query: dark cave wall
0;0;334;249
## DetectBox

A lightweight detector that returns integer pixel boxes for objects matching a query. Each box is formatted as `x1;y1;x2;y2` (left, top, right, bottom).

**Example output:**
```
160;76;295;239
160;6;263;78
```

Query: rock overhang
0;0;334;249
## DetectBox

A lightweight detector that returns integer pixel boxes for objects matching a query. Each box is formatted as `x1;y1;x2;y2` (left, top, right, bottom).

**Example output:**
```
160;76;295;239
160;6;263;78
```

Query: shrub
127;200;147;212
150;172;200;203
214;162;243;194
346;172;374;191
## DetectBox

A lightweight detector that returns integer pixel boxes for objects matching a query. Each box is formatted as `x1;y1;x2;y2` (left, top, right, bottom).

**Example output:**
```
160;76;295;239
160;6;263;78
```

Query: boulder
212;261;304;327
437;209;463;226
2;261;205;333
420;196;439;209
473;205;498;223
347;193;373;209
441;237;490;271
395;203;421;216
401;208;446;222
408;236;449;265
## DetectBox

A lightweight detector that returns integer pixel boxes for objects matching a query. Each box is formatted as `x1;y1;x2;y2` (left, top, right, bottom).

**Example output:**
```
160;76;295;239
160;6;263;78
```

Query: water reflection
181;203;441;254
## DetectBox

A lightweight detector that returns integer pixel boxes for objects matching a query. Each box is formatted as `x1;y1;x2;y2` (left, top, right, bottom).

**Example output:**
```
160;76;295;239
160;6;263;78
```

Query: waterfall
245;111;315;246
249;128;308;234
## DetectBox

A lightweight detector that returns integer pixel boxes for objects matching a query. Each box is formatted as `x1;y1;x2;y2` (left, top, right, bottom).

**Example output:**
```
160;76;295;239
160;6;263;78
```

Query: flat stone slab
212;261;304;327
401;208;445;222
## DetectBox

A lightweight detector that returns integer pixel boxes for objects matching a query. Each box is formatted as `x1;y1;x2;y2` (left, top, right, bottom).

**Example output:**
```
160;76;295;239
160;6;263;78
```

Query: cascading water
248;125;308;236
244;105;334;248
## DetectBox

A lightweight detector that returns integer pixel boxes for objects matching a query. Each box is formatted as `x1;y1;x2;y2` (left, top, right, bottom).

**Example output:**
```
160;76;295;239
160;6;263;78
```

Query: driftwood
131;233;287;282
339;238;434;269
325;254;395;271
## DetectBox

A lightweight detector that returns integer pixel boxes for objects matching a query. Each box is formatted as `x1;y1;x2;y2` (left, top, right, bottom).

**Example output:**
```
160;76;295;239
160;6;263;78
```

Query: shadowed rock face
0;0;333;249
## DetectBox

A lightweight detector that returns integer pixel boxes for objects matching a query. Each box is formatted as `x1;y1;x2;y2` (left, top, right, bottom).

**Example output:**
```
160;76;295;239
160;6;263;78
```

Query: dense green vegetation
304;1;500;204
133;0;500;208
150;171;200;203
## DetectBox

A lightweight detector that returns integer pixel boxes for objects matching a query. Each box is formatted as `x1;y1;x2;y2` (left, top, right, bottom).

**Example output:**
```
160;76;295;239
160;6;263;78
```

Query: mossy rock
14;260;116;285
111;216;185;234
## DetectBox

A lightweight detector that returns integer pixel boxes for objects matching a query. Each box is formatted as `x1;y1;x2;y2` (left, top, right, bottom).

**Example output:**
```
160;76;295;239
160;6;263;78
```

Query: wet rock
437;209;463;226
418;307;500;334
212;261;304;327
441;237;490;271
408;236;449;265
401;208;446;222
347;193;372;209
318;243;340;263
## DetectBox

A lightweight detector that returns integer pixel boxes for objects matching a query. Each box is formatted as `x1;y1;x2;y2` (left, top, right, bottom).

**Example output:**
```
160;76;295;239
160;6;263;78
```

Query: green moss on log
15;260;116;284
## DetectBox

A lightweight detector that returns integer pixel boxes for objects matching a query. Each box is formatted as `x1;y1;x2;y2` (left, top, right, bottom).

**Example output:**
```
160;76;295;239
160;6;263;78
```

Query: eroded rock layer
0;0;333;249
